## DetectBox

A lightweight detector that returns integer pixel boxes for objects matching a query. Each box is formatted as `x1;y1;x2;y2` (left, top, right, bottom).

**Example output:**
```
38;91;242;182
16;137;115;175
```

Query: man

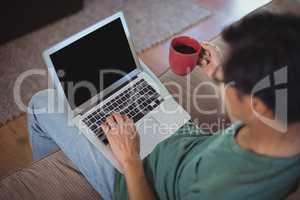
28;12;300;200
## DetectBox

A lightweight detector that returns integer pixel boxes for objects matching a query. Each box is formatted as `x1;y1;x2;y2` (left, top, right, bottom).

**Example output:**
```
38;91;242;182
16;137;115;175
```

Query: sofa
0;151;102;200
0;149;298;200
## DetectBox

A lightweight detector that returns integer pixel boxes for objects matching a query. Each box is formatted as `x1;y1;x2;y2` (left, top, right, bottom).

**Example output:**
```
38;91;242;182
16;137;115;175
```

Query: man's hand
100;113;141;170
101;113;156;200
199;42;223;80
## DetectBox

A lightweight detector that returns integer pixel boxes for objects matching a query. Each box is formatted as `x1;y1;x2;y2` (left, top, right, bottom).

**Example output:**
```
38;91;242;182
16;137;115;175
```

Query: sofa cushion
0;151;102;200
286;183;300;200
0;149;299;200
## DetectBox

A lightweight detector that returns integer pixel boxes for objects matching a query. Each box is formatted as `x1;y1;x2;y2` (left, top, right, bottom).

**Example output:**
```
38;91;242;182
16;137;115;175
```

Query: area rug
0;0;211;125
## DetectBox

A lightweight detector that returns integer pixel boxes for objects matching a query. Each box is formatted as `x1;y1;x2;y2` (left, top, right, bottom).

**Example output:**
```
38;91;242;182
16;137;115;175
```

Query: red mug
169;36;202;75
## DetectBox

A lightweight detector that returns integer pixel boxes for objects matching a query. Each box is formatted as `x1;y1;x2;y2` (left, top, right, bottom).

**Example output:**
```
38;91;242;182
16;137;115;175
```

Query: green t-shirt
114;122;300;200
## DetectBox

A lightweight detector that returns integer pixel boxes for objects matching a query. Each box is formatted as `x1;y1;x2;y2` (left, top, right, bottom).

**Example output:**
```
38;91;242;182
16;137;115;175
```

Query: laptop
43;12;191;172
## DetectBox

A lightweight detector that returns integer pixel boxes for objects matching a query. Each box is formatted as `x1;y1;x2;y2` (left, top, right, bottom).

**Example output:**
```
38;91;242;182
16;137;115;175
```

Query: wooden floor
0;0;275;178
0;115;31;178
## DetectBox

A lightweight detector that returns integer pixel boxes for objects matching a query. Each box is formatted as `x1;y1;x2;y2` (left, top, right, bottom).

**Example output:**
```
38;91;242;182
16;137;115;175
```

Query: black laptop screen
50;18;137;109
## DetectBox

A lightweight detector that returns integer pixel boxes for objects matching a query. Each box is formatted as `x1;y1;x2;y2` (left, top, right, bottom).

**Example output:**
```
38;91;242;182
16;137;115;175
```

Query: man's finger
100;123;110;134
200;59;208;66
106;115;118;129
124;115;133;124
125;116;137;133
100;123;115;145
124;115;130;120
202;43;223;60
112;113;124;125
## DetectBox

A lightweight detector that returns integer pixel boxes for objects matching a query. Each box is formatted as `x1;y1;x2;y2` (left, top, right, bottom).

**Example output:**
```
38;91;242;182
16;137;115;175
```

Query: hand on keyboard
100;113;140;169
82;78;164;145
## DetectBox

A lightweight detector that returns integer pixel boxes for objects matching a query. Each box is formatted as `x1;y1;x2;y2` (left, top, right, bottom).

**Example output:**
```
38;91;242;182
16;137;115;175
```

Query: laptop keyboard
82;78;164;145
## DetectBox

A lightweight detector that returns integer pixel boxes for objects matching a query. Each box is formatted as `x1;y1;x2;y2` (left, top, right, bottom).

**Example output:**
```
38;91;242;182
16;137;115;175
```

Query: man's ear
250;96;272;118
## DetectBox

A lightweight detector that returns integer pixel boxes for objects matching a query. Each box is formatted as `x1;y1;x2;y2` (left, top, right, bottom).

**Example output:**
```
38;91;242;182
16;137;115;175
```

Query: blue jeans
27;89;115;200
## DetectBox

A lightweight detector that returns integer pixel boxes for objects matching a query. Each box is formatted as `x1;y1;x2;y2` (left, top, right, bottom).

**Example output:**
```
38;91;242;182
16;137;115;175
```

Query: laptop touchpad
137;116;163;159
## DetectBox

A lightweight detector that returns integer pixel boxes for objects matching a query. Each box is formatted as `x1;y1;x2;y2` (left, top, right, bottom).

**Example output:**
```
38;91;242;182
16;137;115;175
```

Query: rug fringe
0;112;26;128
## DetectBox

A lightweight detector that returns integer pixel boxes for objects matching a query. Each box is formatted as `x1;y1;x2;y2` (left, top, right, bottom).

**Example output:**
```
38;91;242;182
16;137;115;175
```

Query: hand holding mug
198;42;224;81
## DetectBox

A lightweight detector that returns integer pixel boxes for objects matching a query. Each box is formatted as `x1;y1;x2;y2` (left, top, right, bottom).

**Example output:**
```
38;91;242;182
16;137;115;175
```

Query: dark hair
222;12;300;123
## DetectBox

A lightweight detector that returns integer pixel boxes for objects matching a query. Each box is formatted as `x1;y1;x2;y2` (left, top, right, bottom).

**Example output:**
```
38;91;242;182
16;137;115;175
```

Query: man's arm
101;113;156;200
123;158;156;200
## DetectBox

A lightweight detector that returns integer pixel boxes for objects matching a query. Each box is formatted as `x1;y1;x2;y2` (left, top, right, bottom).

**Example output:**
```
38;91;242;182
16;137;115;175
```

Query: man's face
223;86;252;123
223;85;275;126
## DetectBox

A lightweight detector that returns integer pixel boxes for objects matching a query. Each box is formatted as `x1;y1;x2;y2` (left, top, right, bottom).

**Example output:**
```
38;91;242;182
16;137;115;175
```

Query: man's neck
236;121;300;158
